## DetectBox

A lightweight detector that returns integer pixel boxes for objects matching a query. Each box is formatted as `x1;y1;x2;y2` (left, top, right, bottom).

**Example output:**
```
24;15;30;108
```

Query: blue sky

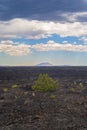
0;0;87;66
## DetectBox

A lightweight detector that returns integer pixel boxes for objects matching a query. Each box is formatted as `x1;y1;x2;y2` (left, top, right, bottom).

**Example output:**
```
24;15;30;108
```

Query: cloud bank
1;40;87;56
0;41;31;56
0;18;87;40
0;0;87;21
32;40;87;52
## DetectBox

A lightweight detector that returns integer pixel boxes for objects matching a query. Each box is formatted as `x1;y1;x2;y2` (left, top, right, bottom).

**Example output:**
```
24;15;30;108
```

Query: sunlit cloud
0;40;31;56
0;18;87;40
32;40;87;52
1;39;87;56
80;37;87;44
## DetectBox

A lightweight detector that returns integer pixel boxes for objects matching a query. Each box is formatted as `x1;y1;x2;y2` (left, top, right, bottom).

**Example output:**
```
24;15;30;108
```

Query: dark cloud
77;16;87;22
0;0;87;21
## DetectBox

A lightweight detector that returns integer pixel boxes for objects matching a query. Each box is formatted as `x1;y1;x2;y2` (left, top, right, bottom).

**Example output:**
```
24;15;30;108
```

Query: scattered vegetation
50;94;56;99
70;87;75;92
12;84;18;88
3;88;8;92
79;82;84;89
70;81;84;93
32;73;58;92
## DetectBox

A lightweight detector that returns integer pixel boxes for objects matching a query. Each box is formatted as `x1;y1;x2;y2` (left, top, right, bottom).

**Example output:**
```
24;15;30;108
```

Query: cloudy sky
0;0;87;66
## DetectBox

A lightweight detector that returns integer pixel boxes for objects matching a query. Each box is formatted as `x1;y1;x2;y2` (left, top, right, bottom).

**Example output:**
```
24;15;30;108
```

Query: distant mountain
37;62;53;66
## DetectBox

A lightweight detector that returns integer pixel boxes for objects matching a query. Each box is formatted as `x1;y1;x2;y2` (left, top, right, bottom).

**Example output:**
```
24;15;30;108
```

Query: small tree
32;73;58;92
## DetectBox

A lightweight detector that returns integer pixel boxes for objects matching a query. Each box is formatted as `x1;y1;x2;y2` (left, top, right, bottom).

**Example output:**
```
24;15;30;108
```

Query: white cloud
0;18;87;40
1;40;87;56
80;37;87;44
0;34;20;39
62;41;68;43
61;12;87;22
0;40;31;56
1;40;13;44
32;40;87;52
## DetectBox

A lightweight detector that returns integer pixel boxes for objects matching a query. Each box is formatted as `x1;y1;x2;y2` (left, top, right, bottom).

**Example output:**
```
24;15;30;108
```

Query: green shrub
3;88;8;92
12;84;18;88
50;94;56;99
32;73;58;92
70;87;75;92
70;82;84;93
79;82;84;89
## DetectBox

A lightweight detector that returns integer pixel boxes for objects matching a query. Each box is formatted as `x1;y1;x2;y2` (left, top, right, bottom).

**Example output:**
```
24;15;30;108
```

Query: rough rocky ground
0;66;87;130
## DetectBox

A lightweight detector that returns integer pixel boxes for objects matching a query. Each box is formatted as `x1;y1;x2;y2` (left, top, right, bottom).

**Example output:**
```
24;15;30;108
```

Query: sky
0;0;87;66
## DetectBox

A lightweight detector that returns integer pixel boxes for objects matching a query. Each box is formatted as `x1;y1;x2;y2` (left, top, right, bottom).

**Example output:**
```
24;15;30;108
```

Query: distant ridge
37;62;53;66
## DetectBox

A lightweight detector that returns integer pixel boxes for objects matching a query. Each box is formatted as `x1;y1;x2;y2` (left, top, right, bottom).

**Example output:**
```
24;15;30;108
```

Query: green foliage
3;88;8;92
32;73;58;92
50;94;56;99
70;87;75;92
12;84;18;88
79;82;84;89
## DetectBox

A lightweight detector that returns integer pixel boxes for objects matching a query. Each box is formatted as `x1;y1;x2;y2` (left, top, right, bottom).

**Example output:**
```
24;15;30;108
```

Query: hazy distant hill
37;62;53;66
